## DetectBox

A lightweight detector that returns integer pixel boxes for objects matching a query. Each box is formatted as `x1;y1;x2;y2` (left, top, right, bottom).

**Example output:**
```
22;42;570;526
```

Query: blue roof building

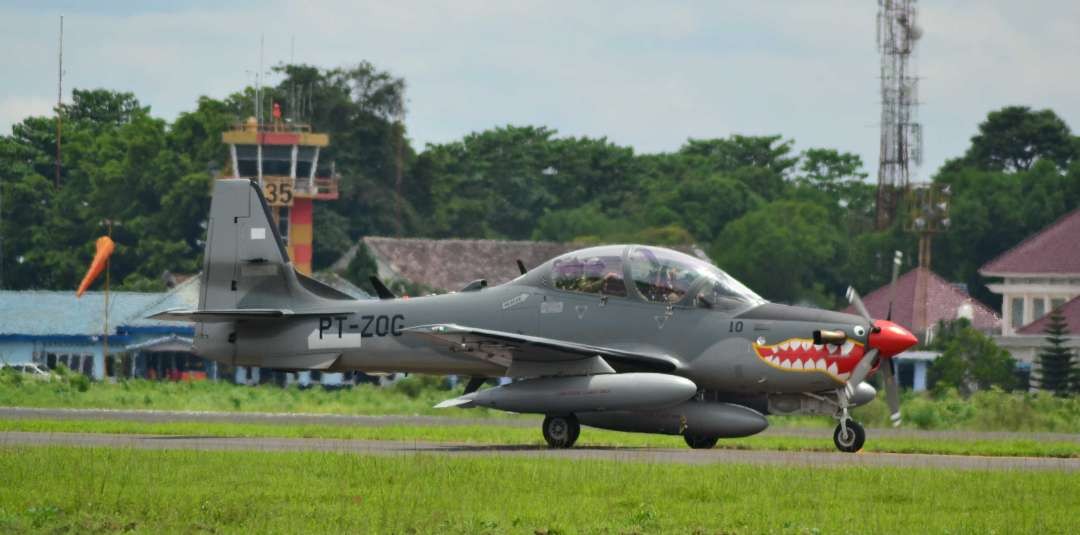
0;278;199;380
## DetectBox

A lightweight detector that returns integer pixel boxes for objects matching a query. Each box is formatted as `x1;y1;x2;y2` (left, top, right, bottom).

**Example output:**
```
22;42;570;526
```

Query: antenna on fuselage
516;259;528;275
369;276;397;300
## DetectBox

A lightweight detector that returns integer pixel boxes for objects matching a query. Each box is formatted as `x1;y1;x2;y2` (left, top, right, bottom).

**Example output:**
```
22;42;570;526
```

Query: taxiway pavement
2;430;1078;472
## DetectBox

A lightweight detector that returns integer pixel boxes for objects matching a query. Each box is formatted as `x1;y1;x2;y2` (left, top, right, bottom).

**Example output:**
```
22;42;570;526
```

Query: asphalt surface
3;430;1078;471
1;407;1078;471
3;406;1079;442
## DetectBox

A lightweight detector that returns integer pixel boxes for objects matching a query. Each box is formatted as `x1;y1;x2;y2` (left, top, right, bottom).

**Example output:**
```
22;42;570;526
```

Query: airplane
154;178;918;452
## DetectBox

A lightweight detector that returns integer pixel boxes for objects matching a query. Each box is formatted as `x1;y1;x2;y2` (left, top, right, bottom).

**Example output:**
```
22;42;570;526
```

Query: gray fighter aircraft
154;179;918;452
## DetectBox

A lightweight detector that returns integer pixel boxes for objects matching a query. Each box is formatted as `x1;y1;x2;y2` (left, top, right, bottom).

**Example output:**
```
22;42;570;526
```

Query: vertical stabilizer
199;179;312;311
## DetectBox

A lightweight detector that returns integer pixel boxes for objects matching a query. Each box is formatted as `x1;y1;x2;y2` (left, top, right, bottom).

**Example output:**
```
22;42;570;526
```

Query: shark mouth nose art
752;338;866;382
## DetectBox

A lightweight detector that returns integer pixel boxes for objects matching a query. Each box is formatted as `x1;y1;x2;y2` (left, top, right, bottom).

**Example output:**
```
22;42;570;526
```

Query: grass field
4;371;1080;433
3;418;1078;458
1;446;1077;534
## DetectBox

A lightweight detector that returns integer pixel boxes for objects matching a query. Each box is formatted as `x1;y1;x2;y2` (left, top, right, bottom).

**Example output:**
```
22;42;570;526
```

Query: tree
711;200;842;305
678;135;796;200
962;106;1077;172
66;89;145;128
929;319;1017;395
1037;307;1075;396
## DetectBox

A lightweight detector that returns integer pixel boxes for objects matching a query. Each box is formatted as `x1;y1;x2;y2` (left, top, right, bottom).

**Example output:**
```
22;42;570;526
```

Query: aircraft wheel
833;419;865;453
542;414;580;449
684;434;719;449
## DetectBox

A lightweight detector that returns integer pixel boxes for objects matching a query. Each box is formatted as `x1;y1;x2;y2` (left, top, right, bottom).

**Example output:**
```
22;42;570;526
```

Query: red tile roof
347;238;707;292
1017;295;1080;335
979;207;1080;276
843;267;1000;333
361;237;578;291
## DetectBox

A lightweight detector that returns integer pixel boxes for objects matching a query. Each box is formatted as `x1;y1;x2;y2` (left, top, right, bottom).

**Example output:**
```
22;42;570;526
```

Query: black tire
833;419;865;453
542;414;580;449
684;434;719;449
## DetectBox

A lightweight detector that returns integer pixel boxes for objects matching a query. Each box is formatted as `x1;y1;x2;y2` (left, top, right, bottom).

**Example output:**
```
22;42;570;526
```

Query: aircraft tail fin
198;178;324;312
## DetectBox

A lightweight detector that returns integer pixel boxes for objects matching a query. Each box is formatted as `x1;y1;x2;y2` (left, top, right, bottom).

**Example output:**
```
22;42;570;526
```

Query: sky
2;1;1078;179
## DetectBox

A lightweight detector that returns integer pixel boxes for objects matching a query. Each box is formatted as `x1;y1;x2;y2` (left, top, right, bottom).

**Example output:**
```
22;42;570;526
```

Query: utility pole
904;183;950;334
394;99;405;237
55;15;64;188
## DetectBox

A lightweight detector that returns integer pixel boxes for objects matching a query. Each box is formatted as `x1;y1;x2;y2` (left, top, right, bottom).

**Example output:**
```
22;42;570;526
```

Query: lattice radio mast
875;0;922;229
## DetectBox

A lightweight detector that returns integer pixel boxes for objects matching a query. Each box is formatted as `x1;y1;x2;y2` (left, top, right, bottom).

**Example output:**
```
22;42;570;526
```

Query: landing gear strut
830;388;865;453
542;414;580;448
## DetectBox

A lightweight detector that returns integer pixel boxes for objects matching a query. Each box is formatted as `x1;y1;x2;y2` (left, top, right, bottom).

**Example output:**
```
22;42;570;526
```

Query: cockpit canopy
545;245;766;311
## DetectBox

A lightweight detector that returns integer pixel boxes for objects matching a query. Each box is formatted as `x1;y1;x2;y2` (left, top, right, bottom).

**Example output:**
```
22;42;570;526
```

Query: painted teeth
800;340;812;351
792;359;803;370
771;356;781;366
780;360;792;369
841;341;854;356
827;344;839;354
828;362;839;375
838;372;851;381
813;344;824;351
816;359;827;370
779;341;790;351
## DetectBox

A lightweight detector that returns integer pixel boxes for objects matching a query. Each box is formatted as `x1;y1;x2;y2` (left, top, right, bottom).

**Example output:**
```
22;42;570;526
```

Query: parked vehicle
1;363;55;380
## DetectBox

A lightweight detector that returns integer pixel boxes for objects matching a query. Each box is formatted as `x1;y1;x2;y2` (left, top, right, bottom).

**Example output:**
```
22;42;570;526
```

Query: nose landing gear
833;418;865;452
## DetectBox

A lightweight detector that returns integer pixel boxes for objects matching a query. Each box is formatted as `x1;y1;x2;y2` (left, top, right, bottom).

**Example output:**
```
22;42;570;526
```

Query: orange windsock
76;236;115;298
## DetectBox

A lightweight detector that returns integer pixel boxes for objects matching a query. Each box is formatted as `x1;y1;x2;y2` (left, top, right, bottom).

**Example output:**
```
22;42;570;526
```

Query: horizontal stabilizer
150;308;352;322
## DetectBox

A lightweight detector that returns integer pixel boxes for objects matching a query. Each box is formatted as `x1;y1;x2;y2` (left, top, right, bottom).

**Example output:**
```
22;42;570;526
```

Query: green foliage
933;107;1080;307
852;387;1080;432
961;105;1078;172
928;319;1017;395
391;374;452;398
1037;307;1076;396
3;65;1078;319
343;242;378;294
711;200;842;305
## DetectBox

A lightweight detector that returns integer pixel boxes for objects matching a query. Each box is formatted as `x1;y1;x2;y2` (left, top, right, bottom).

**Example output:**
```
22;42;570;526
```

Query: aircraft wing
149;308;353;322
402;323;681;376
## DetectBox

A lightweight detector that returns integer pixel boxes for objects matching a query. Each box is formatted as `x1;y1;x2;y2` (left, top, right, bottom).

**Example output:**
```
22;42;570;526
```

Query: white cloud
0;95;54;133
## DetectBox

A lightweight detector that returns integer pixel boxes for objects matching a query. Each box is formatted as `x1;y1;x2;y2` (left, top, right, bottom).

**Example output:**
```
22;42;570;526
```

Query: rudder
200;178;303;311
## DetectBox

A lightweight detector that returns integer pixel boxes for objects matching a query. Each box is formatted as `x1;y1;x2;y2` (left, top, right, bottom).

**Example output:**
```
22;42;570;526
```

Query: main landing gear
542;414;580;448
683;434;719;449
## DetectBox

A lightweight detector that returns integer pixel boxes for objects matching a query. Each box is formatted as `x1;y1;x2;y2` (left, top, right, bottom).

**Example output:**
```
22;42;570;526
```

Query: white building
980;208;1080;337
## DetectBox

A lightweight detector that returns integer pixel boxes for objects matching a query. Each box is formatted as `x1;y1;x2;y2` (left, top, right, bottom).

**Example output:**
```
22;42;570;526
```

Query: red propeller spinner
868;319;918;358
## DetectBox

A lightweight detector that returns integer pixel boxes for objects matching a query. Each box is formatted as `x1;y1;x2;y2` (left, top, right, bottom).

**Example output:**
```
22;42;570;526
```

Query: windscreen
626;246;766;309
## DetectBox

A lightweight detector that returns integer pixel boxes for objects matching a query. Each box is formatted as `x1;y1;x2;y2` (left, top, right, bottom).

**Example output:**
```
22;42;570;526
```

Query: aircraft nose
868;319;918;357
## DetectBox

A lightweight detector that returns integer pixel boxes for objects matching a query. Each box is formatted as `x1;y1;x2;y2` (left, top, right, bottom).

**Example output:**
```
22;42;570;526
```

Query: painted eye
853;325;866;337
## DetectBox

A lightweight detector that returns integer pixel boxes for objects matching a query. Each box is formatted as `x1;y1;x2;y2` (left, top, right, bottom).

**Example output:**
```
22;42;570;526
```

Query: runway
3;430;1079;472
2;406;1078;442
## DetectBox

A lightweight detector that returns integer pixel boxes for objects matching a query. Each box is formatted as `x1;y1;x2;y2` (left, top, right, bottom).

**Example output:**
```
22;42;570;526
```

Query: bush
392;374;451;399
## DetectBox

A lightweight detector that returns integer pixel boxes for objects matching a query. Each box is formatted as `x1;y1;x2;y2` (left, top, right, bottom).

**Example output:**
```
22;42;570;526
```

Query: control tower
222;108;338;274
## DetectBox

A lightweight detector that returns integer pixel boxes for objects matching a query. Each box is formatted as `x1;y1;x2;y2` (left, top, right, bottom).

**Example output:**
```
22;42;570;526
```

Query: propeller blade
846;348;879;393
846;286;872;325
880;358;902;427
886;251;903;321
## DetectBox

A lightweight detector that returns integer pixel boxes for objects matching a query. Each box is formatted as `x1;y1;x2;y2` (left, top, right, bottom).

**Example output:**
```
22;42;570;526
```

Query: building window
1033;298;1046;321
1011;297;1025;328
